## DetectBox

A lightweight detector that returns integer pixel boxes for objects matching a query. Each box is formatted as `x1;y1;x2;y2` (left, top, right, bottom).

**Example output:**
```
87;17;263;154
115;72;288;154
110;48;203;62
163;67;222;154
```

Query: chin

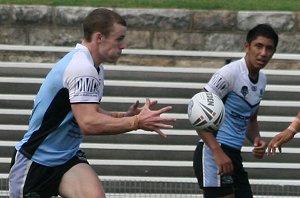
256;65;266;70
105;57;118;63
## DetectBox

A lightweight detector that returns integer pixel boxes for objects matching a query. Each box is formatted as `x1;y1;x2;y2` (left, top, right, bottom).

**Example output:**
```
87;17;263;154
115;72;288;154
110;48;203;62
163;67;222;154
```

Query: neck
81;40;102;67
244;57;259;81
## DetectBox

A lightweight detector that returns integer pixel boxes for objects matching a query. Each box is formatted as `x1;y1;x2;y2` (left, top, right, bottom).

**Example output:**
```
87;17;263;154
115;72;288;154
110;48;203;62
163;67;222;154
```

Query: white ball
187;92;225;132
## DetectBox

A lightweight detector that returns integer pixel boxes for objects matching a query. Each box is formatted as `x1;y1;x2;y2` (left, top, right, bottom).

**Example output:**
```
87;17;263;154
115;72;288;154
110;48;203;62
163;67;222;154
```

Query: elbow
80;125;95;135
79;121;102;135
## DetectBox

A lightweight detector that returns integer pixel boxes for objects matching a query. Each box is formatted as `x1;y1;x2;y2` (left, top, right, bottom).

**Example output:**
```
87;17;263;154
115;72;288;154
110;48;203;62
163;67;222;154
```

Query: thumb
253;138;259;147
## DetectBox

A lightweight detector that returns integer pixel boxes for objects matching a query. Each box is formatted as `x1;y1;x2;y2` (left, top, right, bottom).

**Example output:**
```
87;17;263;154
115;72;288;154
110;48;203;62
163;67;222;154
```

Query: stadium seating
0;45;300;197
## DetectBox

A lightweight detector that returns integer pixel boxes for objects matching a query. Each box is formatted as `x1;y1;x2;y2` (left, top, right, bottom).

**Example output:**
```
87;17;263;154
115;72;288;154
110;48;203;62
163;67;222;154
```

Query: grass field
0;0;300;11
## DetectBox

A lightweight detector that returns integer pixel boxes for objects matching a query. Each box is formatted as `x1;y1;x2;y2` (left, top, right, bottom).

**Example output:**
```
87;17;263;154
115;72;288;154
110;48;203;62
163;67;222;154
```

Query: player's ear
243;41;250;52
92;32;103;43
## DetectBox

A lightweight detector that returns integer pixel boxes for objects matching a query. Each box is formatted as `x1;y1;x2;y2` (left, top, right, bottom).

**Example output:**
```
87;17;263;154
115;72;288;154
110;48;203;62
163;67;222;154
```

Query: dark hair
246;24;279;48
83;8;127;42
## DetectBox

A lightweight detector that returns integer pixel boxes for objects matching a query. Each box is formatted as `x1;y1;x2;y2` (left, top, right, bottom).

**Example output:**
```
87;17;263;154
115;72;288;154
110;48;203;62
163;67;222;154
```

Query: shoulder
218;58;244;75
66;49;95;77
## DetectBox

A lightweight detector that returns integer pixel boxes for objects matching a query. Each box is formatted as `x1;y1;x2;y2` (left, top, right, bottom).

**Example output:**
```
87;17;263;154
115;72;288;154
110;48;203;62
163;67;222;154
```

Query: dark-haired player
193;24;279;198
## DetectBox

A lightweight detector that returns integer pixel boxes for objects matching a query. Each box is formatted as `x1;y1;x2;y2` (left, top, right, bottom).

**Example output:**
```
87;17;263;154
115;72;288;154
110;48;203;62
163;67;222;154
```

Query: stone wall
0;5;300;68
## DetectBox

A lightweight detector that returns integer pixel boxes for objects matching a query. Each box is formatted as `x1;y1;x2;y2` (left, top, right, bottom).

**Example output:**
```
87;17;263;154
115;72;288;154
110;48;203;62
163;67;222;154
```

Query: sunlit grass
0;0;300;11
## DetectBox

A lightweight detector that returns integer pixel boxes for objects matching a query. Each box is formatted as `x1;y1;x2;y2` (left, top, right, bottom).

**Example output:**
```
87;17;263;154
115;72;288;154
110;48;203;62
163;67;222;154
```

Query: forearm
97;106;126;118
109;111;126;118
246;121;260;144
197;130;221;152
81;113;139;135
287;111;300;135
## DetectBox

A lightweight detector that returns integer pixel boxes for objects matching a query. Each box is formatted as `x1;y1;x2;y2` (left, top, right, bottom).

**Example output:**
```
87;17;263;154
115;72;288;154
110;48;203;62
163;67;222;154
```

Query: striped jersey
15;44;104;166
204;58;266;150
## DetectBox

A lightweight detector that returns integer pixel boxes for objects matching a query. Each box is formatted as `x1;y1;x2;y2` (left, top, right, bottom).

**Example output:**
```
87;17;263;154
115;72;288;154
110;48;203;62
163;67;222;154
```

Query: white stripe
1;61;300;77
2;140;300;154
2;157;300;169
0;44;72;52
1;44;300;61
0;109;295;123
0;190;299;198
0;94;298;108
1;173;300;186
0;77;299;92
0;125;297;139
0;61;53;69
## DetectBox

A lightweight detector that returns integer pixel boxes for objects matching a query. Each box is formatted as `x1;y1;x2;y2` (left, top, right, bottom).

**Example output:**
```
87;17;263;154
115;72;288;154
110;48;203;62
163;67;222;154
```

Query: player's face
98;23;126;63
244;36;276;71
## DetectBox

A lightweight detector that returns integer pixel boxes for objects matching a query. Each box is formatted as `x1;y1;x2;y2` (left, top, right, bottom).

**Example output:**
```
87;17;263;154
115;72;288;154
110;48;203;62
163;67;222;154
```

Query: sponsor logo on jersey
74;76;100;97
210;73;229;92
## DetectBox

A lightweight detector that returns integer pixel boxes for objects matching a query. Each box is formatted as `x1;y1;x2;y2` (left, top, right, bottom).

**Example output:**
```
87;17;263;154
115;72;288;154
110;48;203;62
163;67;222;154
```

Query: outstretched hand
125;100;158;116
137;98;176;138
267;129;295;155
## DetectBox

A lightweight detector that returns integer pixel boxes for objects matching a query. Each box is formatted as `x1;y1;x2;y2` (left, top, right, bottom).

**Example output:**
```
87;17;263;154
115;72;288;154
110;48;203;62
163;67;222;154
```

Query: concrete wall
1;5;300;53
0;5;299;69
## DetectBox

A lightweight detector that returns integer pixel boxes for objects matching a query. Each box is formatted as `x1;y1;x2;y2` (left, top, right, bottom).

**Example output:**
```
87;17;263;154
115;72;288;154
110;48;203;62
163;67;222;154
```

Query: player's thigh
59;163;106;198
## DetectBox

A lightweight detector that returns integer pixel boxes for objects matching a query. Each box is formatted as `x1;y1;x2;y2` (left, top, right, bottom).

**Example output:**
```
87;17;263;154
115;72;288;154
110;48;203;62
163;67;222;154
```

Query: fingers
267;144;273;155
267;141;277;155
144;98;151;108
149;99;158;107
253;143;267;159
278;146;282;153
267;137;285;155
138;99;176;136
132;100;140;109
154;129;167;138
155;106;173;115
253;151;265;159
218;163;233;175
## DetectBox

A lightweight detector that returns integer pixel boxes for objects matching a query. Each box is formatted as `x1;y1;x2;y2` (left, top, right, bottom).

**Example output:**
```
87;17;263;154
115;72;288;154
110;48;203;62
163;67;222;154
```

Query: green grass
0;0;300;11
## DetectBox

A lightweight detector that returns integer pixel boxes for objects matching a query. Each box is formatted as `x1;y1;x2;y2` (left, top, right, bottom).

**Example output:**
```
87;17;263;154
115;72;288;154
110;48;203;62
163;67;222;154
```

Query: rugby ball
187;92;225;132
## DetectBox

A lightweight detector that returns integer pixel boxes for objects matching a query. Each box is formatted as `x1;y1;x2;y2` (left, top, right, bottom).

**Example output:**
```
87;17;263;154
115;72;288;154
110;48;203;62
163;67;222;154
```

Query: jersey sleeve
63;52;102;104
204;65;234;99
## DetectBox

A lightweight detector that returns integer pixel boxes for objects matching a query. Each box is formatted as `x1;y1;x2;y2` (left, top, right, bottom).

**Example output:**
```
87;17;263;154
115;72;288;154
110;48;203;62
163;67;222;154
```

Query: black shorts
193;142;253;198
9;149;89;198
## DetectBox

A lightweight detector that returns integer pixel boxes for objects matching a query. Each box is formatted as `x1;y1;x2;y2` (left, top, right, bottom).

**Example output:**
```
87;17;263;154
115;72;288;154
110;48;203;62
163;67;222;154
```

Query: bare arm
246;111;266;159
72;98;176;137
196;130;233;175
267;111;300;155
102;100;158;118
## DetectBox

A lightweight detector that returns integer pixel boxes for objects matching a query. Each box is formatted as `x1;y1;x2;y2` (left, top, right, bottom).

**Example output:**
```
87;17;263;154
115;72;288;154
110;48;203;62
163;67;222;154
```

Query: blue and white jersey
204;58;266;150
15;44;104;166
